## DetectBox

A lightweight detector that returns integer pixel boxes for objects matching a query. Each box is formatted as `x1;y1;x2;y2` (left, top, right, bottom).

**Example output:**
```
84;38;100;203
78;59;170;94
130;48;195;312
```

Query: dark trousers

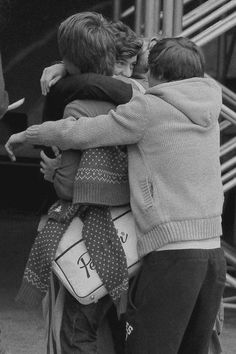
125;248;226;354
60;290;111;354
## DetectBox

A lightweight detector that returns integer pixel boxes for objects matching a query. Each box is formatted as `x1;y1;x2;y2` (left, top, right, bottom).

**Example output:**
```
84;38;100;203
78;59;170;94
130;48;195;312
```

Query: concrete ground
0;287;116;354
0;210;236;354
0;287;236;354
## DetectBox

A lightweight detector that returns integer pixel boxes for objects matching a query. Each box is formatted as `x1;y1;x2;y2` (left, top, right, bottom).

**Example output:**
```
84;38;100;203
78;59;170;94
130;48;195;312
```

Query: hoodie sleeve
25;94;149;150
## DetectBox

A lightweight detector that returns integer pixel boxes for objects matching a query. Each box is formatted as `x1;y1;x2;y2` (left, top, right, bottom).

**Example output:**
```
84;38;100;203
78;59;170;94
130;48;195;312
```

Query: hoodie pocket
140;178;153;210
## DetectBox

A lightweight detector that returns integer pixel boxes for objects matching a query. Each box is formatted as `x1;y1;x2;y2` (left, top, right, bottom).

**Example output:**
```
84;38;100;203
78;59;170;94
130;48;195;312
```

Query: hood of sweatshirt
146;77;222;127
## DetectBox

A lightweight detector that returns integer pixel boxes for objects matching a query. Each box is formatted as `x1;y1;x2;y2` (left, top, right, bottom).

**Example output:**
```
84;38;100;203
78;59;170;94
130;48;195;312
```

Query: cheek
121;65;132;77
114;63;123;76
114;67;121;75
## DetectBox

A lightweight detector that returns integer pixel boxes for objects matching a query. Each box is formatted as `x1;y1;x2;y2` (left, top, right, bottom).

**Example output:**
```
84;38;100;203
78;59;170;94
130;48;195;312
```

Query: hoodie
25;77;224;257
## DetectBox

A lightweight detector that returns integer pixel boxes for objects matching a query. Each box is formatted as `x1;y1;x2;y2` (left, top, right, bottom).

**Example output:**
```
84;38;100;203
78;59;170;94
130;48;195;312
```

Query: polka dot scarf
82;205;129;304
15;201;80;307
16;200;129;309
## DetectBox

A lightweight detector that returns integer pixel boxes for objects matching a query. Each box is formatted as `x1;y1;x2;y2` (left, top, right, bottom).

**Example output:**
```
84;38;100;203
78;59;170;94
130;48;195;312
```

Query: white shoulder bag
52;206;140;304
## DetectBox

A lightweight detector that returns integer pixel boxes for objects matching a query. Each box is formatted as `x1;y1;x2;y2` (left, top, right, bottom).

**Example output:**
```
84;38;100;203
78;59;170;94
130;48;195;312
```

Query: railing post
113;0;121;21
155;0;161;35
173;0;183;36
217;34;227;83
163;0;174;36
144;0;161;37
134;0;143;35
224;31;236;79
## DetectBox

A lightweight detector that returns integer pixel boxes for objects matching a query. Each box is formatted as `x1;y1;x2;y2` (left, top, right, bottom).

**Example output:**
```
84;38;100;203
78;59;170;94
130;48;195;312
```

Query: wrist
25;124;42;145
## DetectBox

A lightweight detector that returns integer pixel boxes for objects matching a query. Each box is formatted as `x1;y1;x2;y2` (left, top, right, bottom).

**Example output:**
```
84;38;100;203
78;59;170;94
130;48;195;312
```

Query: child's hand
40;62;67;96
5;131;27;161
40;150;61;182
51;145;60;157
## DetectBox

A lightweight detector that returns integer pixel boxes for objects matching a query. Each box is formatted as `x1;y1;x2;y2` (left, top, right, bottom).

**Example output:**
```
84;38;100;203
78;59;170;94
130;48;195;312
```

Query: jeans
60;290;111;354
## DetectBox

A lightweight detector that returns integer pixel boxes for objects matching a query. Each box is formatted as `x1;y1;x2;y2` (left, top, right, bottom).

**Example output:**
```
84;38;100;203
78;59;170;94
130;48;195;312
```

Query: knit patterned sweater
54;99;129;205
25;77;224;257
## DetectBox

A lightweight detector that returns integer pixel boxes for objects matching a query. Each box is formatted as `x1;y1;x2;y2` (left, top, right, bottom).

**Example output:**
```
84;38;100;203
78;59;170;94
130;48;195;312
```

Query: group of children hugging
3;10;226;354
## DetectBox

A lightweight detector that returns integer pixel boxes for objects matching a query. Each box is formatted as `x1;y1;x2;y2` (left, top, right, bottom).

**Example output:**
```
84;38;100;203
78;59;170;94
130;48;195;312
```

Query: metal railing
183;0;229;28
220;137;236;157
115;0;236;37
220;104;236;131
222;241;236;309
191;11;236;46
182;1;236;38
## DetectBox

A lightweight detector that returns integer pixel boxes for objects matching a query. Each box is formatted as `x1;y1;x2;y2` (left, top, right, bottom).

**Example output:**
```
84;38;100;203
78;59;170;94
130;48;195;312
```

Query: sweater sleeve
25;94;149;150
42;73;132;122
52;102;88;200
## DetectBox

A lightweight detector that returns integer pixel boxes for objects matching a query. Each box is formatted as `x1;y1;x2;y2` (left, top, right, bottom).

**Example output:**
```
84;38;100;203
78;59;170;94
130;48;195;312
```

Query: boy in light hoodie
6;37;226;354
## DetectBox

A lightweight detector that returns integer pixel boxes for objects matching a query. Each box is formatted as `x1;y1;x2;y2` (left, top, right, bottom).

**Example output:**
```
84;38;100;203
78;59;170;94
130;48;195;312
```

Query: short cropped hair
58;12;116;75
111;21;143;62
148;37;205;81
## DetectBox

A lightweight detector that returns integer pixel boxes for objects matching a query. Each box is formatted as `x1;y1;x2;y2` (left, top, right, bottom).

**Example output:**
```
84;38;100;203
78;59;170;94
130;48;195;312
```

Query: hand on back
40;62;67;95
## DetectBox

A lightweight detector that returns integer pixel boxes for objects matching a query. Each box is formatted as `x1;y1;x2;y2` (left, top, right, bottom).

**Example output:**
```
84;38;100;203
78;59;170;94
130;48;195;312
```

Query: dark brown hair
148;37;205;81
58;12;116;75
111;21;143;62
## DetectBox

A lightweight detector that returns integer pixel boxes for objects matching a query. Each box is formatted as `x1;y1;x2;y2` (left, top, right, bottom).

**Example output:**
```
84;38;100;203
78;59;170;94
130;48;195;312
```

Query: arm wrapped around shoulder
25;94;149;150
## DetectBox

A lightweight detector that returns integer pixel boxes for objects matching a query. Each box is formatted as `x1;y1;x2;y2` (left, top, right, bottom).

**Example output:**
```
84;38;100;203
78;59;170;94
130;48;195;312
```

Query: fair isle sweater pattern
73;146;129;205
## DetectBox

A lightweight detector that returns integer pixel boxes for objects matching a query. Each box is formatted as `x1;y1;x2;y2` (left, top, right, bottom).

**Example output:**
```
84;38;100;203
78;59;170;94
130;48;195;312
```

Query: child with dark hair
111;20;143;78
11;37;226;354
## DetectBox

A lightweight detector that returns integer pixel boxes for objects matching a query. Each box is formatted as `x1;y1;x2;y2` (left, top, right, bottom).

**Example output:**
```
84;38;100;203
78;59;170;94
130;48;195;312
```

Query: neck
148;76;166;87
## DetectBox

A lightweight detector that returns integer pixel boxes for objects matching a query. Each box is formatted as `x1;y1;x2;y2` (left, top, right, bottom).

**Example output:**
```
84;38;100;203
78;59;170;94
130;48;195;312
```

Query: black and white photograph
0;0;236;353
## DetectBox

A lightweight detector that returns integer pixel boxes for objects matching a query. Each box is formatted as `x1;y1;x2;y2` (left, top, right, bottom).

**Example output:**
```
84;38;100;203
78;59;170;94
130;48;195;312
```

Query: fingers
40;168;53;182
40;149;61;183
40;67;56;96
40;68;49;96
4;132;26;162
5;142;16;162
40;150;49;162
40;161;46;170
49;77;60;88
51;145;60;157
6;147;16;162
40;167;46;175
40;63;66;95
